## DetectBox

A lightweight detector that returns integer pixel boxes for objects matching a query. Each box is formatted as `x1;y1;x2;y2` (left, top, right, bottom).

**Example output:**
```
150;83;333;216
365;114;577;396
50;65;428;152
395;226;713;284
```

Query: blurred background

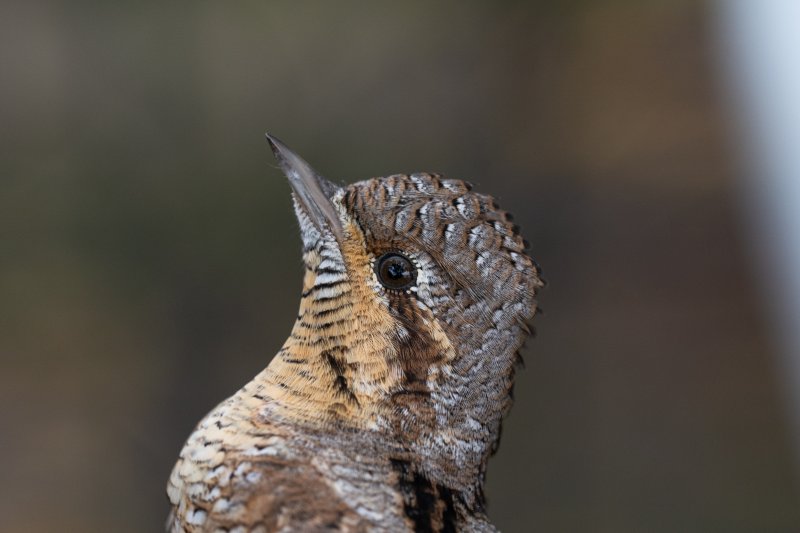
2;1;799;531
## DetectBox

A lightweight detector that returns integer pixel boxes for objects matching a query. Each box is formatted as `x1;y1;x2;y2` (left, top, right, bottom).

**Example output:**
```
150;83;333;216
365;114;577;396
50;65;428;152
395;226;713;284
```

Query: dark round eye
375;253;416;290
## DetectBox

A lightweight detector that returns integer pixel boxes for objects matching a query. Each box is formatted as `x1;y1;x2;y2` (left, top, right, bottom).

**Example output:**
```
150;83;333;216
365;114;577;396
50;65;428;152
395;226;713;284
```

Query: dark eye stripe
375;253;416;290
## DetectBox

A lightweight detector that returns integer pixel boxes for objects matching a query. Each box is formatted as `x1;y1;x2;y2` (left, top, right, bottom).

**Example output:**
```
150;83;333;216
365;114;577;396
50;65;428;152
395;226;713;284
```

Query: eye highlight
375;253;416;291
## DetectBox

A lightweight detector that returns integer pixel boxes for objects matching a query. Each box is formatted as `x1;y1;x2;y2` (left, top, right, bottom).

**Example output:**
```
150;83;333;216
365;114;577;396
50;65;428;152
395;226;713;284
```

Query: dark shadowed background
2;1;799;532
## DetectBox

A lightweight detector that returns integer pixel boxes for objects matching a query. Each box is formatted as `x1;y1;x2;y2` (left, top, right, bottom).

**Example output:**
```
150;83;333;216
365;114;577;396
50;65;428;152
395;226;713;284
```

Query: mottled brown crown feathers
343;172;542;468
168;158;543;533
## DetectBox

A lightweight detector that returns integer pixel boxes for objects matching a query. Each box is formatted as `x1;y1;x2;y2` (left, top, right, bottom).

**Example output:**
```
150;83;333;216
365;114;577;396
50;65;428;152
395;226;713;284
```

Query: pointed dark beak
266;134;344;241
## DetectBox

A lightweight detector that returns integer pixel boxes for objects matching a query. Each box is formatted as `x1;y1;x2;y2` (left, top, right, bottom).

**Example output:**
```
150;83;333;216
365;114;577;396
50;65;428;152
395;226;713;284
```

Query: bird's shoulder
167;388;383;532
169;452;367;532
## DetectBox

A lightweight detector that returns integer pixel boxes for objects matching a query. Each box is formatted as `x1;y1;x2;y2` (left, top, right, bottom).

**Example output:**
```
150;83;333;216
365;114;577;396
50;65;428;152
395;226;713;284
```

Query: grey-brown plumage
167;136;543;532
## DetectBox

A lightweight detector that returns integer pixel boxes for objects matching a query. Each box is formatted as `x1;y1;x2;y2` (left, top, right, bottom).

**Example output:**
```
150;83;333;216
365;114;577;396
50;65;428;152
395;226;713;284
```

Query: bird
166;135;544;532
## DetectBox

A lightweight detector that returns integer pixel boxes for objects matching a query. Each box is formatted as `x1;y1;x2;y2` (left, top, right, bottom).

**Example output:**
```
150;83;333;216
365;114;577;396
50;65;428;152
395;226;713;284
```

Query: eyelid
374;252;417;291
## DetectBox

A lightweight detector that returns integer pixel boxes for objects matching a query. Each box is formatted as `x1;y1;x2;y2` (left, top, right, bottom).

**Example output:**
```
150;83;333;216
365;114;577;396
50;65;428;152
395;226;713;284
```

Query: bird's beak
266;134;344;242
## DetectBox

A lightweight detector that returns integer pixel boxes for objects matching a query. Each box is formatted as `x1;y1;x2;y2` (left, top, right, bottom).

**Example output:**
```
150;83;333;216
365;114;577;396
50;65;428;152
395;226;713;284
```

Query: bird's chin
293;197;328;250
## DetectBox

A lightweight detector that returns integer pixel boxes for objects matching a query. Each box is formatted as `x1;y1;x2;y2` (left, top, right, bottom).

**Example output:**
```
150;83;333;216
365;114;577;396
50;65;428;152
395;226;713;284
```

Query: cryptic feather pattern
168;173;543;532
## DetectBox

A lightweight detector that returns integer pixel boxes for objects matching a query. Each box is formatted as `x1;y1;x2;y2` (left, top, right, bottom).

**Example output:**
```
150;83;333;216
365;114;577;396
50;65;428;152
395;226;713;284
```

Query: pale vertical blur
1;1;798;532
714;0;800;469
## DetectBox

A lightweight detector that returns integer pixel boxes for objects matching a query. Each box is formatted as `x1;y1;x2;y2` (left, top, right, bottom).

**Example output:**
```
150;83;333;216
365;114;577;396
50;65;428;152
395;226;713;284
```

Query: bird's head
264;135;543;499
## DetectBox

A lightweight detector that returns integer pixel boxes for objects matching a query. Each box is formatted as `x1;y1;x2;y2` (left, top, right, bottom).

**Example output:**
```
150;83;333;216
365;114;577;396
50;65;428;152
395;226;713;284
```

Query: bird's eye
375;253;416;290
